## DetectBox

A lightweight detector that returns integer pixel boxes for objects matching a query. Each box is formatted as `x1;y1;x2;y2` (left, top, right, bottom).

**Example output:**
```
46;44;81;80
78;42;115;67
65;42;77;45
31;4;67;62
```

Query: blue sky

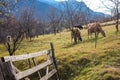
55;0;112;14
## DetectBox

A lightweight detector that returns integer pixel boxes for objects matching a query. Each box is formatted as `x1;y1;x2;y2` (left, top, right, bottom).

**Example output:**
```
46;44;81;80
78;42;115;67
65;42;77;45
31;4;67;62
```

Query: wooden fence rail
0;42;60;80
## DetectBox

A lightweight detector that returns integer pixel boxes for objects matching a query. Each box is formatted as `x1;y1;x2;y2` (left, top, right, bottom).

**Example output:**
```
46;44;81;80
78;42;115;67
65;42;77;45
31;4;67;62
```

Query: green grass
0;25;120;80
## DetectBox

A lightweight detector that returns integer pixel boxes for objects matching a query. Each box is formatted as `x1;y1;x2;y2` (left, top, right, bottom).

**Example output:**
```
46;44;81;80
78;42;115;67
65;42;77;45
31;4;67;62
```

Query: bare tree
18;8;37;41
0;0;25;56
47;7;63;35
62;1;78;28
101;0;120;33
17;0;37;41
0;0;37;55
3;16;25;56
36;19;47;36
0;0;21;43
61;1;91;29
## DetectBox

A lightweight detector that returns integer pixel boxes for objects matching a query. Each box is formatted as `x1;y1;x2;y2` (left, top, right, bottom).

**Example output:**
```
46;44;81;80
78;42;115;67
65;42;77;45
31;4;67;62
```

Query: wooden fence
0;43;60;80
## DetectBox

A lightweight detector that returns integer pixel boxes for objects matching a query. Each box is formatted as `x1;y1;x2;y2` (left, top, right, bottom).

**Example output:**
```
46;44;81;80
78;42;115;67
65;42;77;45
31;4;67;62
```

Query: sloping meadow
0;24;120;80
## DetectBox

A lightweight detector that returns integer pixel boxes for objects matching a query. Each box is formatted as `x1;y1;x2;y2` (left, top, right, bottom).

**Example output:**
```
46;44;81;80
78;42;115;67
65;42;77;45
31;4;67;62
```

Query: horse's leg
78;34;82;42
88;29;90;39
95;32;98;48
91;33;92;38
71;36;73;43
75;37;77;44
71;33;73;43
74;35;77;44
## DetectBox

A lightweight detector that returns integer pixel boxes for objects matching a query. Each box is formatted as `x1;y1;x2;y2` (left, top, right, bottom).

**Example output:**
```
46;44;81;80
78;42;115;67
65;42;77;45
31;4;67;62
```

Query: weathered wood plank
16;59;53;79
12;65;31;80
12;64;21;73
40;69;57;80
4;50;50;62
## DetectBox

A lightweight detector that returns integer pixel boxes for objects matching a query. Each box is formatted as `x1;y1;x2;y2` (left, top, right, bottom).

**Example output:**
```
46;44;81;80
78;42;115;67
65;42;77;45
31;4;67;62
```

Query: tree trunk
53;27;56;35
95;32;98;48
115;20;119;33
115;6;119;33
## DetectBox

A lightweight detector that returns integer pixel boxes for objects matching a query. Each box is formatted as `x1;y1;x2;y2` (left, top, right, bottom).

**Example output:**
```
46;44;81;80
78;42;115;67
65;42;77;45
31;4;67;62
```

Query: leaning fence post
50;43;57;69
50;42;60;80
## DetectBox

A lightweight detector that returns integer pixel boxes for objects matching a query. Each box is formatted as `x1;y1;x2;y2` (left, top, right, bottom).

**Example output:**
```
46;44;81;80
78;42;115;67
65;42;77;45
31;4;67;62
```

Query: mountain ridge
16;0;109;22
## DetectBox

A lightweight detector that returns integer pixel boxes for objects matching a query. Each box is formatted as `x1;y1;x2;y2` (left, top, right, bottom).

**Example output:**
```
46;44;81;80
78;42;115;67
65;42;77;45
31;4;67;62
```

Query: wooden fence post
0;57;17;80
50;42;60;80
50;43;57;70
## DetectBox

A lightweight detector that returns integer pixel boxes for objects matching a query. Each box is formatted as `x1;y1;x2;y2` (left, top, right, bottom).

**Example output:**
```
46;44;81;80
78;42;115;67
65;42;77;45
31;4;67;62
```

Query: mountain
16;0;109;22
15;0;58;19
58;0;109;21
37;0;63;10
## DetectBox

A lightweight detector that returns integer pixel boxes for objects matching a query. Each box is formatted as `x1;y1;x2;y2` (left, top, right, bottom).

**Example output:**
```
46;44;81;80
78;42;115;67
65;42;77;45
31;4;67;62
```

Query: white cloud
78;0;112;14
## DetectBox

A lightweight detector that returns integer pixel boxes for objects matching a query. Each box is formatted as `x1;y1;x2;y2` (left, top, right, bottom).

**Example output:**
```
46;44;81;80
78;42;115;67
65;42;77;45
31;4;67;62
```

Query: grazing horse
88;23;106;38
71;28;82;44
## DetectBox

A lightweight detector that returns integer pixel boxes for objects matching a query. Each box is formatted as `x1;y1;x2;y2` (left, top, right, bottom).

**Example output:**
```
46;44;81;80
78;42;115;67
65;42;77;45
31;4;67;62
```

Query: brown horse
88;23;106;38
71;28;82;44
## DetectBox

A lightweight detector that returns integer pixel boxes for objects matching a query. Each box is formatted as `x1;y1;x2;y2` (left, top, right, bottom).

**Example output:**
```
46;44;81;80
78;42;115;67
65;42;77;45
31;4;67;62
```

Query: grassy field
0;24;120;80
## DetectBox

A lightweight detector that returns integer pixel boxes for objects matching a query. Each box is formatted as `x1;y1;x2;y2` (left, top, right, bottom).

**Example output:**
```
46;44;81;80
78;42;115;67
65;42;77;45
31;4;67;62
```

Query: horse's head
101;30;106;37
79;37;83;42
